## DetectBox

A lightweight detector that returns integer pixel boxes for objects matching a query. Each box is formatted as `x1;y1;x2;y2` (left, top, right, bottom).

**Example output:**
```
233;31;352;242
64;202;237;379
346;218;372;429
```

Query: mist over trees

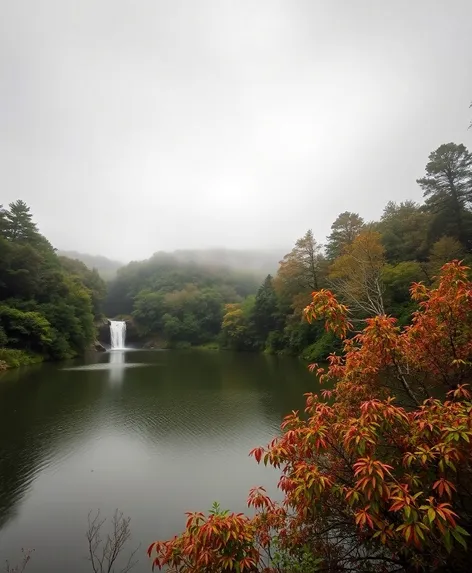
216;140;472;360
2;140;472;365
104;252;260;348
57;251;124;281
145;140;472;573
72;138;472;358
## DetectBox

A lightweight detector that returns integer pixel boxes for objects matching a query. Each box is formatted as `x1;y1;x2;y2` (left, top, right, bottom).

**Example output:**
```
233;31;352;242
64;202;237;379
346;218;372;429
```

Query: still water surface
0;350;316;572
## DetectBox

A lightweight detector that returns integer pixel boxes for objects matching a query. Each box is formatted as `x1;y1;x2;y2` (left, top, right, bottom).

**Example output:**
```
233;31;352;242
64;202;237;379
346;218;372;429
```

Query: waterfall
109;320;126;350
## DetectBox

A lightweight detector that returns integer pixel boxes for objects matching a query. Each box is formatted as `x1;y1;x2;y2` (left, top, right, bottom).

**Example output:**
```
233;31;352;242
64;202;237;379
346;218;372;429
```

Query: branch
86;509;140;573
4;550;34;573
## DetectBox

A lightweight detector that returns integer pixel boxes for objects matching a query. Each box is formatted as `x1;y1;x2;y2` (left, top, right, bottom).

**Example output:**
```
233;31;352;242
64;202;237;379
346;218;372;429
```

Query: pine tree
417;143;472;249
5;200;40;243
252;275;280;346
326;211;364;260
0;205;8;237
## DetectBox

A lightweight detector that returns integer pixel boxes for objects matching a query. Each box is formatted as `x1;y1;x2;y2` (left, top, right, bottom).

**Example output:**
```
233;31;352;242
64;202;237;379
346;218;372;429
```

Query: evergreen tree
277;230;326;296
378;201;431;262
417;143;472;249
5;200;40;243
0;201;99;365
252;275;280;347
326;211;364;260
0;205;8;237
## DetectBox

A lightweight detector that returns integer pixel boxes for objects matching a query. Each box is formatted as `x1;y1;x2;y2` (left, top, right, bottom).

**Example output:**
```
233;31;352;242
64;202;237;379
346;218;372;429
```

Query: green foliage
0;201;99;365
7;139;464;365
133;285;226;347
276;230;326;302
417;143;472;248
0;305;52;352
196;341;220;351
0;348;43;368
427;236;466;278
58;256;107;320
382;261;424;303
301;330;341;362
264;330;287;354
378;201;431;262
325;211;364;260
4;200;42;243
252;275;282;349
272;542;323;572
106;253;259;347
57;250;123;280
220;297;257;351
219;141;472;360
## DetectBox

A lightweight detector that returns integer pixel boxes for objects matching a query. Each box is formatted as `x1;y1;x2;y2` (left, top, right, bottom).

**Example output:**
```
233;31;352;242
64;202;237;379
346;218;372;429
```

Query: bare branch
86;509;140;573
4;549;34;573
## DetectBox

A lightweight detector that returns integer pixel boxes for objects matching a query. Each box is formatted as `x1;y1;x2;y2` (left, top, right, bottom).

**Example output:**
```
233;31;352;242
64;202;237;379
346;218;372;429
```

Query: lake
0;349;317;573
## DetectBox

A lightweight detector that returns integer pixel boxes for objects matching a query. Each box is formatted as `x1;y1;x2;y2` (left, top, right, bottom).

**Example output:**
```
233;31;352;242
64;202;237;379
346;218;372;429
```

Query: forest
144;144;472;573
2;144;472;572
105;141;472;359
1;141;472;368
0;200;106;369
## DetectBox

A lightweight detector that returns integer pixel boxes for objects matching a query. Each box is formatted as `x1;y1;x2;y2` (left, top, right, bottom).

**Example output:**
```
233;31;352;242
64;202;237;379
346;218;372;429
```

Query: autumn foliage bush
148;261;472;572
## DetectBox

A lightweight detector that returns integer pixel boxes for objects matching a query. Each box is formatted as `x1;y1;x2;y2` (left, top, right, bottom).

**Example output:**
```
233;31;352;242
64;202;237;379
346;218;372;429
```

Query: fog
1;0;471;261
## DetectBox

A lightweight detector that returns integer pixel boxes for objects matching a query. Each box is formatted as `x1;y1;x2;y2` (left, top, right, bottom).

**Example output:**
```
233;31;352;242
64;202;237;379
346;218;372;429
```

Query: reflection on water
62;351;148;385
109;349;125;384
0;350;317;573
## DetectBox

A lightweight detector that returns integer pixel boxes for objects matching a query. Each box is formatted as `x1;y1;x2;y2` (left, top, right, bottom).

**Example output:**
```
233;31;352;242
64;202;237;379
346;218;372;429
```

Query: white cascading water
109;320;126;350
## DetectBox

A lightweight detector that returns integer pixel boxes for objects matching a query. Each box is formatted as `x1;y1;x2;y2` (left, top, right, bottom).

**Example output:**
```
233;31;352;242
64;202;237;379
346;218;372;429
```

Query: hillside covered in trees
59;248;283;282
106;141;472;357
57;250;124;281
3;141;471;364
104;253;261;348
0;201;106;368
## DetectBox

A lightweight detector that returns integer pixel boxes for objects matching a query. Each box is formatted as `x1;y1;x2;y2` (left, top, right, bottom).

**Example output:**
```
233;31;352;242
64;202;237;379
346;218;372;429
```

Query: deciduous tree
149;261;472;573
328;230;386;317
426;236;465;279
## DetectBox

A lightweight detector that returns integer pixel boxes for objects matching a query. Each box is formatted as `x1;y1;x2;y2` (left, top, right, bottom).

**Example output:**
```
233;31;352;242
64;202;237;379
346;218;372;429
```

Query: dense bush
0;348;43;368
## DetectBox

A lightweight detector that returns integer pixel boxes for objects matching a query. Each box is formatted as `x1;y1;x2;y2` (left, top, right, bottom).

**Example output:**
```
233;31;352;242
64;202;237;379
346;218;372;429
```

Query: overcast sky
1;1;471;261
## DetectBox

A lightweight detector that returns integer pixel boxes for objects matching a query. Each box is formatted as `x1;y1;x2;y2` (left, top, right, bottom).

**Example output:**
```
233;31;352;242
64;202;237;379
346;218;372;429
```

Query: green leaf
444;530;453;553
451;529;468;549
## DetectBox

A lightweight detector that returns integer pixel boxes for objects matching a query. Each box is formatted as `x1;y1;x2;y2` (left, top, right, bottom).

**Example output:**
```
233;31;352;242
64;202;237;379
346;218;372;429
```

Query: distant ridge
58;247;287;281
57;251;124;280
168;248;284;278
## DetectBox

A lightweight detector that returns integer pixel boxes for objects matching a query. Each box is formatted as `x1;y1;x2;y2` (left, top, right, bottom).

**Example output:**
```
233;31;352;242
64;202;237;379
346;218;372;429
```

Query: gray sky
1;0;471;261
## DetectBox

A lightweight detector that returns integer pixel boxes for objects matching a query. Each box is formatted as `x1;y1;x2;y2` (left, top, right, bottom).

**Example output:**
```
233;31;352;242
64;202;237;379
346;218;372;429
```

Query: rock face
97;320;111;346
142;338;166;350
92;340;107;352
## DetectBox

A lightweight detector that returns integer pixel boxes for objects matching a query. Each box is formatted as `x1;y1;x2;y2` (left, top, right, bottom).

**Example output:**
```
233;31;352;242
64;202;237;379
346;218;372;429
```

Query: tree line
145;113;472;573
0;200;106;368
3;140;471;365
221;142;472;360
104;251;260;348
